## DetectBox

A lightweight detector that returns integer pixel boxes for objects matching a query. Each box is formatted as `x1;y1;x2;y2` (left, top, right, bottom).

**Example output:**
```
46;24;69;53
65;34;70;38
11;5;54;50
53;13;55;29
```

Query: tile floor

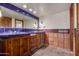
32;45;74;56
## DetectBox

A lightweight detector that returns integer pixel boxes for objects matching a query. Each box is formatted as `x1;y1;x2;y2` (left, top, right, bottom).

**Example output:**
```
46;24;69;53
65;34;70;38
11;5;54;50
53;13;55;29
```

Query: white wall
39;10;70;29
24;19;38;29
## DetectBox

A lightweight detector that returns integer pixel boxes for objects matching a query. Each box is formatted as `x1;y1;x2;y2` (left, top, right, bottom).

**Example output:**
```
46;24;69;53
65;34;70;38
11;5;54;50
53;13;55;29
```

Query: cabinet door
20;36;29;55
4;38;13;56
11;38;20;56
30;36;35;51
36;34;41;48
0;40;3;56
29;36;37;52
40;33;45;46
36;33;44;48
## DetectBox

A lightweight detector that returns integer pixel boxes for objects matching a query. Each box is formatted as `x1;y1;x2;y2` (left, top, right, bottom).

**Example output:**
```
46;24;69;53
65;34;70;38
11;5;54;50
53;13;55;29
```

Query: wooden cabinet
0;40;4;56
36;33;45;48
29;33;45;54
36;34;41;48
0;32;46;56
3;37;20;56
20;36;30;56
3;36;30;56
4;38;13;56
12;38;20;56
29;35;37;53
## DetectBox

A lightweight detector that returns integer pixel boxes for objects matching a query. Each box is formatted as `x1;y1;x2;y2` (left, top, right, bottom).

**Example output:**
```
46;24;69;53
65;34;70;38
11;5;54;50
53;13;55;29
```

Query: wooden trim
70;3;74;51
75;3;79;56
40;29;69;33
74;3;77;56
77;4;78;29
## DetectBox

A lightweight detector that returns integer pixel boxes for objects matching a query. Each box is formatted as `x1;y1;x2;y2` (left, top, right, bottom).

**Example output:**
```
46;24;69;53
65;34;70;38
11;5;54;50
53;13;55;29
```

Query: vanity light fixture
33;11;36;14
23;5;27;8
29;8;32;12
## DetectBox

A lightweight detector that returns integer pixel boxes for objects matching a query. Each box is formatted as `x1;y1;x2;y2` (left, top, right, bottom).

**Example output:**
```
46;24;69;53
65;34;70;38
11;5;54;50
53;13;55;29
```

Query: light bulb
23;5;27;8
33;11;36;14
29;9;32;11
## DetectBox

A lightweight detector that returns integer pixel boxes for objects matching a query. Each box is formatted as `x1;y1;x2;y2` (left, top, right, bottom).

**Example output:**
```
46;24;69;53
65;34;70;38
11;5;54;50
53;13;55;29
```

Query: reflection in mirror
15;19;24;28
0;6;38;29
23;19;38;29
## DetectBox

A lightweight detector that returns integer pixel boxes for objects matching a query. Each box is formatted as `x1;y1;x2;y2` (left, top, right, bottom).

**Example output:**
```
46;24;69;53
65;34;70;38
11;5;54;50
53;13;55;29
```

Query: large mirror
0;5;38;29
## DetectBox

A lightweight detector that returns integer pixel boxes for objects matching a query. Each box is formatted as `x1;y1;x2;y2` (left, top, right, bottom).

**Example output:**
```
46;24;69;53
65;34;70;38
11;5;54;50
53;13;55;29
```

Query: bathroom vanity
0;28;47;56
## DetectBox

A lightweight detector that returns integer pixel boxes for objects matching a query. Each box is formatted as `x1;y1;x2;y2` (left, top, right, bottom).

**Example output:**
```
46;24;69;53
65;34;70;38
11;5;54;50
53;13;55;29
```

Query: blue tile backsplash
0;28;38;33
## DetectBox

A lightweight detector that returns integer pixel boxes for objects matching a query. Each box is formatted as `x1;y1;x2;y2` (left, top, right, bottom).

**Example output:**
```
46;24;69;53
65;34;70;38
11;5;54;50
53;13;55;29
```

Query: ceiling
1;6;35;21
0;3;71;20
12;3;71;17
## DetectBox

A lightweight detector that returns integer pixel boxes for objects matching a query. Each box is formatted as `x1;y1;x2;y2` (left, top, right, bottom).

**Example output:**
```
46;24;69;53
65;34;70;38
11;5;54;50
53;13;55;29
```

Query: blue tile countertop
0;31;45;39
0;28;45;39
